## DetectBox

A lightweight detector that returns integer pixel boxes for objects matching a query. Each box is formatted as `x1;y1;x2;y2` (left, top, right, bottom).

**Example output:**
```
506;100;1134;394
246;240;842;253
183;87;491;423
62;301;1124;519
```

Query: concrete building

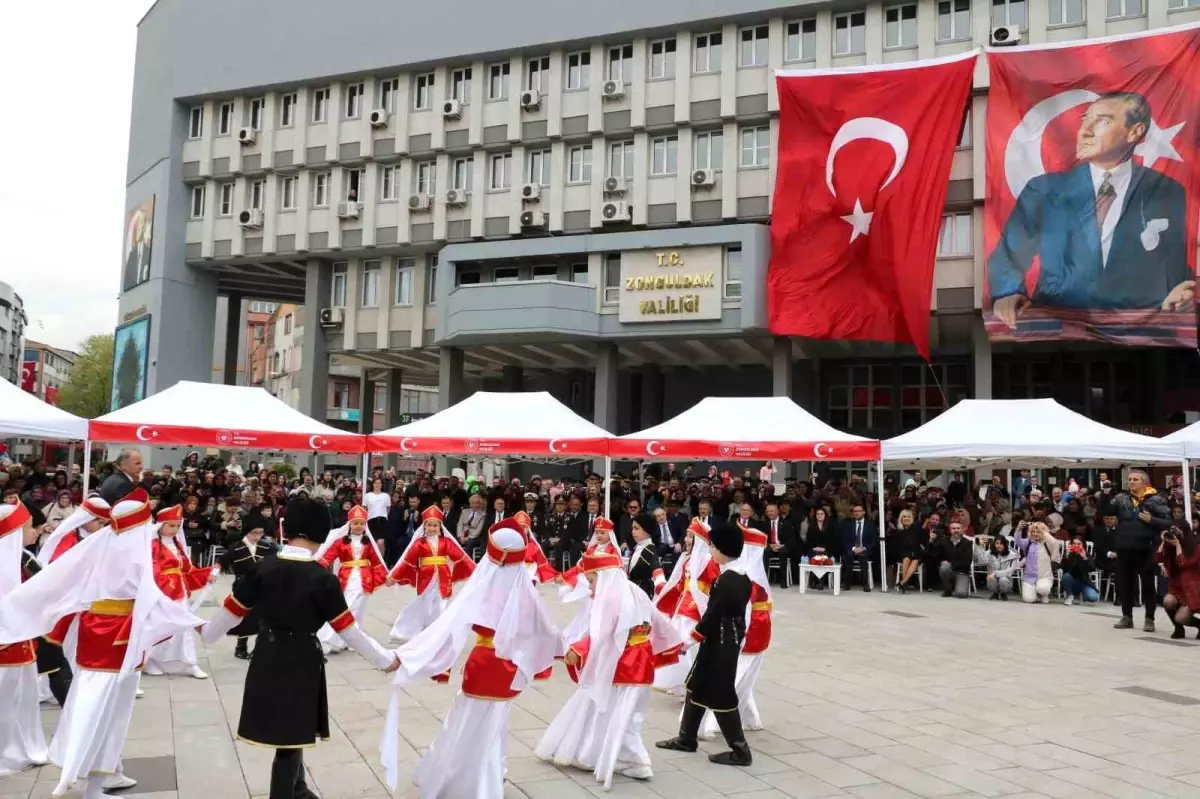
22;340;76;402
121;0;1200;468
0;281;26;386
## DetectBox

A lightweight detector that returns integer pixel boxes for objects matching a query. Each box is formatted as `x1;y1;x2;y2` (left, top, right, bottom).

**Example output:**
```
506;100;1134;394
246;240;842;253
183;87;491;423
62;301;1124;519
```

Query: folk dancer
652;518;720;695
558;516;618;601
39;496;112;664
144;504;218;679
219;520;271;660
0;488;202;798
380;518;563;798
314;504;388;655
627;515;666;598
199;495;398;799
657;521;754;766
535;549;684;788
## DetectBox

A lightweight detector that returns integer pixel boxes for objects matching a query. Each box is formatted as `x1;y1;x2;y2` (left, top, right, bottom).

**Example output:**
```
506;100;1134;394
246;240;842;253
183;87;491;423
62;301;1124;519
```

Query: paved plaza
4;576;1200;799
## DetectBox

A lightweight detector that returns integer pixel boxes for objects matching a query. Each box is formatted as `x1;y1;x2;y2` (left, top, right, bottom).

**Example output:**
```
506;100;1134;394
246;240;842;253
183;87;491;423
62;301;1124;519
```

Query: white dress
145;538;204;675
415;692;511;799
318;537;368;654
536;684;653;785
0;659;48;776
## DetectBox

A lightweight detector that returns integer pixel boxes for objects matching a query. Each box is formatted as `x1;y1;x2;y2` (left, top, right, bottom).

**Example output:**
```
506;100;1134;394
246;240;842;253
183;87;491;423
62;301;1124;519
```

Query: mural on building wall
122;196;155;291
111;316;151;412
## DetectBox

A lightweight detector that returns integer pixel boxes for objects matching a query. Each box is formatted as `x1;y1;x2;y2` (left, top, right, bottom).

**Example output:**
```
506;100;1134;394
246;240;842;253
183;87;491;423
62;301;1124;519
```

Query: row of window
329;258;438;308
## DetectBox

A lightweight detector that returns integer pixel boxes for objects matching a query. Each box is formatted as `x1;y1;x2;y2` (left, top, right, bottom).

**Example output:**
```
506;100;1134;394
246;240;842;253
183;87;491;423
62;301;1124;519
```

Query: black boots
709;741;754;766
656;699;753;766
656;699;702;752
235;637;252;660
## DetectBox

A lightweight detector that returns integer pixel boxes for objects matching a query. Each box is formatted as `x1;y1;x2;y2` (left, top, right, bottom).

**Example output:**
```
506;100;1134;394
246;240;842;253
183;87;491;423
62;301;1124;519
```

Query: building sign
618;246;724;323
329;407;361;423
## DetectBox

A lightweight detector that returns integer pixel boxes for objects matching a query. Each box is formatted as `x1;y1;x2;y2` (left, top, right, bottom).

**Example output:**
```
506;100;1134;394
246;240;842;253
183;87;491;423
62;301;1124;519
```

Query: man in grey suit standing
99;450;143;505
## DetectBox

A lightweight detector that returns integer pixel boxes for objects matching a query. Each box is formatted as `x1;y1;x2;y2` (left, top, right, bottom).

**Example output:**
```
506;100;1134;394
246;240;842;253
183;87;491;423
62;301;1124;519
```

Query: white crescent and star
399;437;416;453
646;440;665;456
548;439;566;453
308;435;325;449
826;117;909;243
135;425;156;442
813;442;833;459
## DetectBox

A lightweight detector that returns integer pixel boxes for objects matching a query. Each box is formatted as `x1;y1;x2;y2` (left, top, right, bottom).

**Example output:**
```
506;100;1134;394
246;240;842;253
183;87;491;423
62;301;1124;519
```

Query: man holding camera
1112;470;1171;632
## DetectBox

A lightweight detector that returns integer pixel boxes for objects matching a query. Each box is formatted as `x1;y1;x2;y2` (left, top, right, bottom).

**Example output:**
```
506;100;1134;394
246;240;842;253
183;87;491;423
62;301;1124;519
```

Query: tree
57;334;114;418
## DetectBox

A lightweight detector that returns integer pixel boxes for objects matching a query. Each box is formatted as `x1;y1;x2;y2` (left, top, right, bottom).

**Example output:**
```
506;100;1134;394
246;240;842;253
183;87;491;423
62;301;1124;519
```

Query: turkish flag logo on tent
768;53;976;359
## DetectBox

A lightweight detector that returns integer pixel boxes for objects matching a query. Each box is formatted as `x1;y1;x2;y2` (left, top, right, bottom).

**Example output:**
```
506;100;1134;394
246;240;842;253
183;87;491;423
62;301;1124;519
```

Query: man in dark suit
99;449;143;505
615;497;642;550
840;504;878;592
989;92;1193;328
762;501;799;587
569;495;602;550
484;496;508;531
650;506;684;558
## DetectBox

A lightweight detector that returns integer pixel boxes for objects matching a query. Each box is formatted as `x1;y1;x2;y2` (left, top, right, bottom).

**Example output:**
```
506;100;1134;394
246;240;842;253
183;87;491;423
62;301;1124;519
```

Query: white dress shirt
1089;159;1133;267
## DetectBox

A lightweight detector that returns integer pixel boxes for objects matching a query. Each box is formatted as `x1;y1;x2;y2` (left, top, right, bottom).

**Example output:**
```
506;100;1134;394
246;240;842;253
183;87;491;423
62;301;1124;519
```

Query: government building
121;0;1200;468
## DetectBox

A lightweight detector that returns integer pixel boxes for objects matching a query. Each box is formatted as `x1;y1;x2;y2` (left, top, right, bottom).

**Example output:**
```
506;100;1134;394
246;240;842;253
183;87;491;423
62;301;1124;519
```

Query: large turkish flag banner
984;25;1200;347
769;53;975;359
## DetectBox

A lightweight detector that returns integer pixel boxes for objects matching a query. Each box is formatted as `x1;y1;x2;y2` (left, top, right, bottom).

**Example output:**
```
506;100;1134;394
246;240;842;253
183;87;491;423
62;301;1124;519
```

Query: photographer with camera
1059;537;1098;605
1111;470;1171;633
1156;522;1200;639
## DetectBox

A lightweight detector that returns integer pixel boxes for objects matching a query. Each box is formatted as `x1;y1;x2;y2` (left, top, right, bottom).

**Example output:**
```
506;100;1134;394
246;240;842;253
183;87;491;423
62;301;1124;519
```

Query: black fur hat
281;495;332;544
709;522;744;560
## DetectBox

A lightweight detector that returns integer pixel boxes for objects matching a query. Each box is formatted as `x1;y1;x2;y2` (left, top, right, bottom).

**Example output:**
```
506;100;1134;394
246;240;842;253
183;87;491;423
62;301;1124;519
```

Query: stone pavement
5;576;1200;799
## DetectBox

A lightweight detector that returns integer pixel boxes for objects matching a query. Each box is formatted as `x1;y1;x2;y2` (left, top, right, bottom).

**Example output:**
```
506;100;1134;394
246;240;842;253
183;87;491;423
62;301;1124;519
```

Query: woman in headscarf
41;490;76;540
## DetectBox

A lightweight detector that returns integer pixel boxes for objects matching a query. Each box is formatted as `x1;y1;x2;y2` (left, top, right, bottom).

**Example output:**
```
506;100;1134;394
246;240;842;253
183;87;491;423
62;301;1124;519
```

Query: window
374;384;386;414
571;263;589;283
568;145;593;183
458;271;481;286
249;97;265;131
494;266;520;283
694;32;722;73
489;153;512;190
188;106;203;138
834;12;867;55
648;38;676;79
527;56;550;93
189;186;205;219
427;256;439;305
394;258;414;305
650;136;678;176
1048;0;1085;22
739;25;769;67
488;62;510;100
414;161;436;195
937;213;972;256
532;264;558;280
311;88;329;123
218;102;233;135
609;141;634;178
452;157;473;191
380;166;398;201
1169;0;1200;8
694;130;724;170
250;179;265;211
991;0;1026;27
344;82;363;118
219;183;234;216
313;173;329;208
331;263;348;307
525;149;551;186
379;78;398;113
280;176;296;210
739;126;769;168
566;51;591;90
937;0;972;41
785;19;817;62
414;73;435;110
343;168;361;202
333;382;350;408
957;107;972;149
885;5;918;48
607;44;633;82
361;260;381;307
284;313;293;334
452;68;472;103
725;246;743;299
602;254;621;304
1106;0;1142;17
280;93;296;127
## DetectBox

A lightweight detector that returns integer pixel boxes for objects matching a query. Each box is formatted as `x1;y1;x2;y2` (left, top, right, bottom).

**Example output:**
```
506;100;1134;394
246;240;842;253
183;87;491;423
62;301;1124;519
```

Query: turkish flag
20;361;36;393
769;53;975;360
984;25;1200;348
45;385;59;405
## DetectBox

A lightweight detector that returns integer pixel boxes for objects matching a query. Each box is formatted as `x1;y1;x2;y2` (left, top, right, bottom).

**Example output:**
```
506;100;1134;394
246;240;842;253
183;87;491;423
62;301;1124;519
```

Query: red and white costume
388;505;474;646
0;489;201;798
380;518;563;798
40;497;112;665
315;505;388;654
701;524;772;738
0;504;48;777
558;517;617;603
515;510;558;584
535;550;683;787
653;518;719;694
144;505;217;677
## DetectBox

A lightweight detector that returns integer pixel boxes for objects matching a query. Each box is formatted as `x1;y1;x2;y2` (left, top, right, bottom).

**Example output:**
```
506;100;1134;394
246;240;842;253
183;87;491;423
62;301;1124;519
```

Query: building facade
22;340;76;403
0;281;26;386
121;0;1200;457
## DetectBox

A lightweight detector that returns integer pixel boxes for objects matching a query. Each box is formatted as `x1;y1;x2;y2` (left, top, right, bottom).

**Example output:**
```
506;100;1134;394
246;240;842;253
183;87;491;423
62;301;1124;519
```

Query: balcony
438;280;599;345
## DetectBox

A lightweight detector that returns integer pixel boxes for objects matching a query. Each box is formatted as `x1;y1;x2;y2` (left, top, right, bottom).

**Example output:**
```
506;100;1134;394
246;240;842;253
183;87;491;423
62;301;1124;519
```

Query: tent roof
89;381;365;453
368;391;612;457
1163;422;1200;458
0;378;88;441
882;398;1184;467
611;396;881;461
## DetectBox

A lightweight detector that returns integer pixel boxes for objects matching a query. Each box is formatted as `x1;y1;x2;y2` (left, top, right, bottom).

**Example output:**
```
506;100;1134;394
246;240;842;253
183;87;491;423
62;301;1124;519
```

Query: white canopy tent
1163;422;1200;459
0;377;88;441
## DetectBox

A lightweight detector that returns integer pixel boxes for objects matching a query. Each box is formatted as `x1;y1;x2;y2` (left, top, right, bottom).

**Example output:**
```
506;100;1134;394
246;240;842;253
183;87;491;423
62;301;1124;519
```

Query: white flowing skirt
390;584;447;643
47;667;140;796
535;684;652;788
145;597;199;674
0;663;48;777
652;615;695;693
699;652;765;739
318;575;367;654
414;692;509;799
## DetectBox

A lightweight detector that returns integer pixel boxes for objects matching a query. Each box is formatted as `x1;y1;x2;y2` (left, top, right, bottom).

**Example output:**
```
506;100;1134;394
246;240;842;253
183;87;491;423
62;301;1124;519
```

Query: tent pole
1183;459;1193;526
604;455;612;520
68;443;76;472
361;451;370;487
82;441;92;497
877;458;887;593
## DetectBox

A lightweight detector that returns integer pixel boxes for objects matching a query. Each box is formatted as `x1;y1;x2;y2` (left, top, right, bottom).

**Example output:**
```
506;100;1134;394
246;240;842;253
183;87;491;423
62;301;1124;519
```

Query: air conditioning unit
319;308;344;328
368;108;390;127
237;127;257;145
519;90;541;110
408;193;431;212
601;79;625;100
336;201;360;219
444;188;467;207
238;209;264;229
600;201;630;224
520;183;541;202
691;169;716;189
519;209;548;229
442;99;462;119
603;175;628;195
990;25;1022;46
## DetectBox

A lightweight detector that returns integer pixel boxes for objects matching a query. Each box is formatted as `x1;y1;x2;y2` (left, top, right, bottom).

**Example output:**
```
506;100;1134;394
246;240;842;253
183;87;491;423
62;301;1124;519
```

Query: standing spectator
311;472;337;504
839;504;878;592
758;461;776;484
1157;526;1200;639
99;449;142;504
1015;521;1062;604
935;520;973;598
1111;470;1170;632
363;477;392;548
215;495;246;547
42;490;76;533
1059;537;1099;605
183;494;212;564
981;535;1019;600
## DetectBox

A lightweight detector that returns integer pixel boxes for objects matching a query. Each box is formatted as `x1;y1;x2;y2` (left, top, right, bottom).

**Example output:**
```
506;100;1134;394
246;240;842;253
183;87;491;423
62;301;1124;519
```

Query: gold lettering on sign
122;305;148;323
638;295;702;315
624;273;715;291
655;251;685;267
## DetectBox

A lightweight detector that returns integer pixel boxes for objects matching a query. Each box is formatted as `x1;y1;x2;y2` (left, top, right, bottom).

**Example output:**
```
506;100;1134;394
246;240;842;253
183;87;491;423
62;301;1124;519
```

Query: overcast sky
1;1;153;352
